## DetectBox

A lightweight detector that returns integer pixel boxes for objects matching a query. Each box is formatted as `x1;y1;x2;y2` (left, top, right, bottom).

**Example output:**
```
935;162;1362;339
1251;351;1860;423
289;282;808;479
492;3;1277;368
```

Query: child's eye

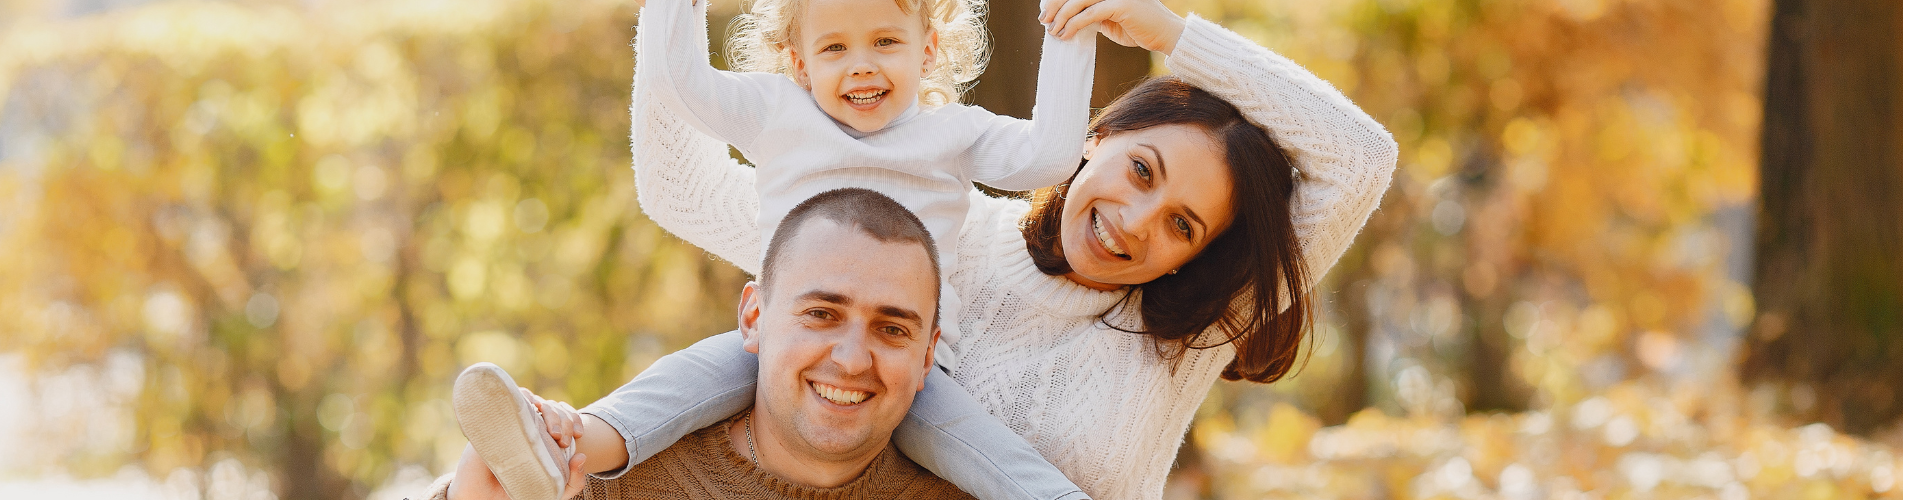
876;38;900;47
823;43;846;52
1173;217;1192;239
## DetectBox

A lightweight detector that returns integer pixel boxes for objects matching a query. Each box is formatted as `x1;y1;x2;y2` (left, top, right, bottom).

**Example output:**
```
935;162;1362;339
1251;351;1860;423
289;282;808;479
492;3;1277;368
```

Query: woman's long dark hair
1021;77;1313;383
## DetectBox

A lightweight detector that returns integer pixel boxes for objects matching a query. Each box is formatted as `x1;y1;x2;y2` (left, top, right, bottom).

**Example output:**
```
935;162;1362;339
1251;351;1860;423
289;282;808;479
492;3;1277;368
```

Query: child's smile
788;0;936;133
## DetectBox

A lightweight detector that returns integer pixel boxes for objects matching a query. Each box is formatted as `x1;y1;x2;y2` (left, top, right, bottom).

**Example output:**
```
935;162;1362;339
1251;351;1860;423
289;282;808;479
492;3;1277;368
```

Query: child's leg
895;368;1090;500
577;331;757;478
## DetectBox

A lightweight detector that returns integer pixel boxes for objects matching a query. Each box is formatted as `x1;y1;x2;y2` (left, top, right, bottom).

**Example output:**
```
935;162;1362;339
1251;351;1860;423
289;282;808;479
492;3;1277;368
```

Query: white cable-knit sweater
628;16;1397;500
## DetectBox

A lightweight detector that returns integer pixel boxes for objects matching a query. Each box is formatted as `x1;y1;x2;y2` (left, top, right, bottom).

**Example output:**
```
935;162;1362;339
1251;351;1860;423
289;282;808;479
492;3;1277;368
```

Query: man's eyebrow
874;305;923;326
796;290;850;305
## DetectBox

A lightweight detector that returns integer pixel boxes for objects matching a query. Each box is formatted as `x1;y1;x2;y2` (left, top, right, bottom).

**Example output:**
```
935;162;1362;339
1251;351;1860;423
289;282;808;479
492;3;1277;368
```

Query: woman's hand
1039;0;1187;54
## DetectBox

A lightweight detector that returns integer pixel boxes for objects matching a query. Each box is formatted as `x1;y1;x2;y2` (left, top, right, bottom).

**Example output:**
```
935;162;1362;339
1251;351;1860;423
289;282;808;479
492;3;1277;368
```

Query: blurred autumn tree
1741;0;1899;435
0;0;1903;498
0;1;748;498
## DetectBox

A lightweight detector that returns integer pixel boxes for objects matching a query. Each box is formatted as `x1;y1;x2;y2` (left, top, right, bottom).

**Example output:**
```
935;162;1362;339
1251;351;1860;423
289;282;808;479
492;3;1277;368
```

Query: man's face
740;218;940;461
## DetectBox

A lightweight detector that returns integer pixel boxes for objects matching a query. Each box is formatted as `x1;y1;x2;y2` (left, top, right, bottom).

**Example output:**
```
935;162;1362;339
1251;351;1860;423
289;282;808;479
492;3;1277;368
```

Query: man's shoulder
577;423;741;499
580;420;974;500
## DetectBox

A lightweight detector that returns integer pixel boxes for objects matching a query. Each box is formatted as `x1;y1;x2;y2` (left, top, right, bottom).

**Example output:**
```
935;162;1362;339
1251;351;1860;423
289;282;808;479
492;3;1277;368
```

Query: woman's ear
1083;135;1100;159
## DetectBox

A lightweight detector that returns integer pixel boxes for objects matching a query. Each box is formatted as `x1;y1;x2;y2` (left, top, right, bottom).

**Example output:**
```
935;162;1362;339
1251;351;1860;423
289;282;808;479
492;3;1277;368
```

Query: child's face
786;0;935;133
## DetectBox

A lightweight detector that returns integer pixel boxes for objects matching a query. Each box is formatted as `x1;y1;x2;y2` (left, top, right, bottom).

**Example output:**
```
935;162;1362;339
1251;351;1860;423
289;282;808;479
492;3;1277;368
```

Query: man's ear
739;281;764;354
916;326;940;392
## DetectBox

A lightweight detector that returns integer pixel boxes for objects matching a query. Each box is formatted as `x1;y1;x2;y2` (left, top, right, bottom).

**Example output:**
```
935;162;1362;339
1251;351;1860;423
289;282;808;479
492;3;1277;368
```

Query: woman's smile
1091;208;1131;259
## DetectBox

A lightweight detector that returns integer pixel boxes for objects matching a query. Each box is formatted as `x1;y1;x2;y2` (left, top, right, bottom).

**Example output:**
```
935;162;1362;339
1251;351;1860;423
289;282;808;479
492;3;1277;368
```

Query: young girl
450;0;1102;498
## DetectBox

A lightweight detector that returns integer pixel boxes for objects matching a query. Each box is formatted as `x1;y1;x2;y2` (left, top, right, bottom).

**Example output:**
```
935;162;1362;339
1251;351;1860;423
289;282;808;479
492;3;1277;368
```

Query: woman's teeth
845;89;887;105
812;382;872;405
1092;212;1129;259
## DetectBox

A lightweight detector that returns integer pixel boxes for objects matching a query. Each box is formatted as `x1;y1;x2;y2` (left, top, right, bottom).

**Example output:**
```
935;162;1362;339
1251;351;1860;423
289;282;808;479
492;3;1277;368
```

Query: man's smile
810;381;874;406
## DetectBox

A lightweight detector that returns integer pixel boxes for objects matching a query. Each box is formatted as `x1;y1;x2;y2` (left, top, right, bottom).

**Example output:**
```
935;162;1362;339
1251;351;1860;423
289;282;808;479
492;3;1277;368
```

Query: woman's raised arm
1160;17;1398;286
1048;0;1397;287
629;17;766;275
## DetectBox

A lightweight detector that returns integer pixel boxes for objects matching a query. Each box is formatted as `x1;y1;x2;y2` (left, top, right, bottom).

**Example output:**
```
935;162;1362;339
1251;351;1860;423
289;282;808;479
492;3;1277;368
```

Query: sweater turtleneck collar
712;413;910;499
832;102;922;139
982;199;1132;319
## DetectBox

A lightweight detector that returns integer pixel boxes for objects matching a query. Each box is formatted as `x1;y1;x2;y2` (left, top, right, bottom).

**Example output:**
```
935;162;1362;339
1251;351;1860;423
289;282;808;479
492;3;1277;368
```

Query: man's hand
445;444;590;500
523;388;585;452
446;388;591;500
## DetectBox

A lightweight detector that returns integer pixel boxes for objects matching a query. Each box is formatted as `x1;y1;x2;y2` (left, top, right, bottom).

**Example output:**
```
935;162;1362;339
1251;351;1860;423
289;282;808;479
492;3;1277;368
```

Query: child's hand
521;387;585;451
1038;0;1186;54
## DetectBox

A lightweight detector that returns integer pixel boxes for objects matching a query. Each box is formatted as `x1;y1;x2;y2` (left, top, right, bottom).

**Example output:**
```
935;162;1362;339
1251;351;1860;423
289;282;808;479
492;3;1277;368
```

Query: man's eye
806;309;833;320
880;325;908;337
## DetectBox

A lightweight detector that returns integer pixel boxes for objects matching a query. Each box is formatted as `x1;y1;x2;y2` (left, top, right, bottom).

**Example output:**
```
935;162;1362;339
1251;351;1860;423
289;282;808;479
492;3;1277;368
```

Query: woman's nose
1120;204;1156;242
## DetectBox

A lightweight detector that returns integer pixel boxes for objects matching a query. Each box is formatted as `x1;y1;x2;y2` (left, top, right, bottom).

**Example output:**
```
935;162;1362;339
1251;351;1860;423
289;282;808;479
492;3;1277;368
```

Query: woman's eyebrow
1143;143;1167;180
1183;206;1209;240
1141;143;1207;238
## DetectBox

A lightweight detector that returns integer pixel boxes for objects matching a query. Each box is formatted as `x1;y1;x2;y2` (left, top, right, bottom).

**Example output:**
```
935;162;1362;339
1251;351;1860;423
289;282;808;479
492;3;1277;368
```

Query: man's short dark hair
760;188;941;321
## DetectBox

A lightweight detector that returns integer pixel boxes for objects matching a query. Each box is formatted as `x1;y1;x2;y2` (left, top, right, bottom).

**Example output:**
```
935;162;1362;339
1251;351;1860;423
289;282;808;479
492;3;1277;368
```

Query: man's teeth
845;89;887;105
1093;213;1128;258
812;382;872;405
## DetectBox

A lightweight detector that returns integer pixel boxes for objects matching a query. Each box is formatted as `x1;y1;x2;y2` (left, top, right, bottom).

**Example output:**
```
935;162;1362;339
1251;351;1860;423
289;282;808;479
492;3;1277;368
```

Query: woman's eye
1131;159;1151;182
1173;217;1192;239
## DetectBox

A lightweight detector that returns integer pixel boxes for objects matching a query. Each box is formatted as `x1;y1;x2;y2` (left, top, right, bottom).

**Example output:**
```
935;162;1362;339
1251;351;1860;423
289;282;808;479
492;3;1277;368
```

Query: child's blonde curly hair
724;0;989;106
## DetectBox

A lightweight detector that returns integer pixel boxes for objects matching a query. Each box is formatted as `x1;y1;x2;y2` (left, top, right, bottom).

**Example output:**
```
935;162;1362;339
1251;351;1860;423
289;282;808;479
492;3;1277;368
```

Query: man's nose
828;328;874;375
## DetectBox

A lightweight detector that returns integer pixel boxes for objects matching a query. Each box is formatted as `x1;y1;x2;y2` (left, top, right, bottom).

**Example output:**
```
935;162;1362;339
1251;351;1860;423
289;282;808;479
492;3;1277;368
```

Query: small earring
1168;268;1179;275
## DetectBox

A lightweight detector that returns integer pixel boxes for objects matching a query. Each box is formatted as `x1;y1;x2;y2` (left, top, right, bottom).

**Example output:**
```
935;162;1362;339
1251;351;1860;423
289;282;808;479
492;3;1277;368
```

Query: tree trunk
1741;0;1900;434
973;0;1151;117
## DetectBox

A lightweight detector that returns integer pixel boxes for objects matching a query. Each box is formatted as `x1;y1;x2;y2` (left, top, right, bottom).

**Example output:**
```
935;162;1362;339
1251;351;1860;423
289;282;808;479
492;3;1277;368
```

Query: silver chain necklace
744;411;759;465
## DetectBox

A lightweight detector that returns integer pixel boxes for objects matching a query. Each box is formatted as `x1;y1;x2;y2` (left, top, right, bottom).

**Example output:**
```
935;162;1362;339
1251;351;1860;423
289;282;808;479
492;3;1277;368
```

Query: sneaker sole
454;363;564;500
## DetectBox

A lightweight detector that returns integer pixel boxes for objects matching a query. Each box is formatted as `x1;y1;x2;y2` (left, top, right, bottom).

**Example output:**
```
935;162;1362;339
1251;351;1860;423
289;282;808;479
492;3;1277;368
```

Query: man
422;188;971;499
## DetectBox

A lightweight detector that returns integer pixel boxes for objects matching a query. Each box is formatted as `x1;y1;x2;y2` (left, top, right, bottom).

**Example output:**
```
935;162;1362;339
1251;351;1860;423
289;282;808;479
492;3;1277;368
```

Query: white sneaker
453;362;571;500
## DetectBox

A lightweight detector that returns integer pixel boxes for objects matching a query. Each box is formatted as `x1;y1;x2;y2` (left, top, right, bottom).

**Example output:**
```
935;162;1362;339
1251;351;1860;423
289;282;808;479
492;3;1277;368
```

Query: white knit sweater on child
629;15;1397;500
640;0;1098;367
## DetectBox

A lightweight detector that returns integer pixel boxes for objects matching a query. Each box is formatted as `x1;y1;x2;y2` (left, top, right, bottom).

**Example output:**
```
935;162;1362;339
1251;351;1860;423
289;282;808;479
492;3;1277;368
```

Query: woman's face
1059;124;1237;289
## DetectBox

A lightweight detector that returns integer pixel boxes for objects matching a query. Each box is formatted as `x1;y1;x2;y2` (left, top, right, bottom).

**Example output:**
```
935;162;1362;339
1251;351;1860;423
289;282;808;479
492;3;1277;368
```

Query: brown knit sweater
420;415;973;500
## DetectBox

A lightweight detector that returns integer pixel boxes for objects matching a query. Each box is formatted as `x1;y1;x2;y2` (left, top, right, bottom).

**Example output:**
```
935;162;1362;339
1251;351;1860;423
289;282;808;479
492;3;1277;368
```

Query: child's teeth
845;90;886;104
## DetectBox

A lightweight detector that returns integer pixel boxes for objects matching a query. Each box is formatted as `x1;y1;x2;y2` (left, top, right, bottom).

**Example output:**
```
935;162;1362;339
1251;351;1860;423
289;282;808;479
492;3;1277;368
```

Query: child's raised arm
964;23;1099;191
639;0;783;153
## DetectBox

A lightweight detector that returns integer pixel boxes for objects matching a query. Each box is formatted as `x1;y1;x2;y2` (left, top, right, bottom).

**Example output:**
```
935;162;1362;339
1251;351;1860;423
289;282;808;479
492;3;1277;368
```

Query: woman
622;0;1397;496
